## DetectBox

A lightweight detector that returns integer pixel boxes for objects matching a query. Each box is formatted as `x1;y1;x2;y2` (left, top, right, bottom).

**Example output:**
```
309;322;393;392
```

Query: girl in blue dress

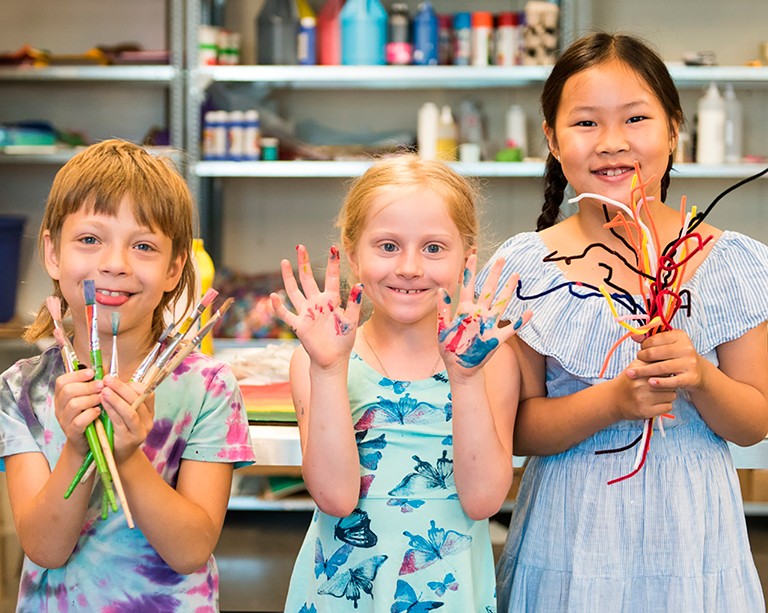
482;33;768;611
0;140;255;612
272;153;531;612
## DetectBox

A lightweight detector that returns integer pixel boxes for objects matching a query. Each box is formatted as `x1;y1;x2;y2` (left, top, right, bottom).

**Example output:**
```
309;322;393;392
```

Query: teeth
394;288;422;294
97;290;128;297
600;168;628;177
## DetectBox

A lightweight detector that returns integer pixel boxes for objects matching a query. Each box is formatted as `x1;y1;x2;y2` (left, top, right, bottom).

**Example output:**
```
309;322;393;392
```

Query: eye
380;242;397;253
575;120;596;127
79;235;99;246
627;115;647;124
425;243;442;254
134;242;157;253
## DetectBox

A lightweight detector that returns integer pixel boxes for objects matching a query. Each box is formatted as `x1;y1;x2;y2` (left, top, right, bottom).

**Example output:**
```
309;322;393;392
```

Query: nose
98;244;131;275
597;122;629;155
395;249;423;279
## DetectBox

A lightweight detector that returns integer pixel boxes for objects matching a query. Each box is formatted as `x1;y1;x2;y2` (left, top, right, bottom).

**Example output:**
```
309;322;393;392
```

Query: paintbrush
63;281;117;512
129;297;233;412
110;311;120;378
46;296;79;371
145;288;219;383
132;321;175;383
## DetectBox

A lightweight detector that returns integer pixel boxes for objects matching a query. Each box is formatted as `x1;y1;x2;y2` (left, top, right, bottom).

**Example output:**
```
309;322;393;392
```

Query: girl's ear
347;249;360;280
43;230;61;281
164;252;186;292
543;120;559;160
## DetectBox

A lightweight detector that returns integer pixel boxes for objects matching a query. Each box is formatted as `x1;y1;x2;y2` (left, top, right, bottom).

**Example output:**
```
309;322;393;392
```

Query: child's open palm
271;244;363;369
438;254;531;377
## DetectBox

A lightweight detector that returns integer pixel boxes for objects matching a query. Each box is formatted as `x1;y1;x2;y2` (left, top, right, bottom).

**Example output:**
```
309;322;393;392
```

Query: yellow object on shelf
193;239;215;355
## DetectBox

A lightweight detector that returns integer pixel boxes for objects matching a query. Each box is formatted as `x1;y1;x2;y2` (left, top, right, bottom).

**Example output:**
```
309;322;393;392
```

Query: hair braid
537;156;568;231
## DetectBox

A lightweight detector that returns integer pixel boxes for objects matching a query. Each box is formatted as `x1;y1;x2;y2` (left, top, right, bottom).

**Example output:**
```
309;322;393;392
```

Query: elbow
25;547;71;570
313;491;359;518
460;496;506;521
169;554;212;575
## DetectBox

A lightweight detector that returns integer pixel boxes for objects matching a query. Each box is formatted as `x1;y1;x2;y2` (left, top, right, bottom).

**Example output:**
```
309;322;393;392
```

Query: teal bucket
0;216;25;323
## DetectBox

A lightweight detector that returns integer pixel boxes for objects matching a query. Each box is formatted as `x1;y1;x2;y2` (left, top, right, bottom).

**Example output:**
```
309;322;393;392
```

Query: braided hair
537;32;684;230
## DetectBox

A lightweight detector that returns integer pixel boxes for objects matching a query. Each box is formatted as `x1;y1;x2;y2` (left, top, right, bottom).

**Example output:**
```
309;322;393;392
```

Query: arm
271;245;363;517
6;367;106;568
442;255;528;519
630;324;768;446
511;337;677;456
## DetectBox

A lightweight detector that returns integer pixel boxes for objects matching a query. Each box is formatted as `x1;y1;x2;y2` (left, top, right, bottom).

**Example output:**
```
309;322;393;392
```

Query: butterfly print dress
284;354;497;612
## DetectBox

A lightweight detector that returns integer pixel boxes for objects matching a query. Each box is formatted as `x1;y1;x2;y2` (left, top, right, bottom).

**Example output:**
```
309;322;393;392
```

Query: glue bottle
723;83;743;163
192;239;216;356
696;82;725;164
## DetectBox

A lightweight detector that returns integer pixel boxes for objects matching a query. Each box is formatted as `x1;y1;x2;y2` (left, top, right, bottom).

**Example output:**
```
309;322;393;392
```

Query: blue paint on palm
457;336;499;368
462;267;471;287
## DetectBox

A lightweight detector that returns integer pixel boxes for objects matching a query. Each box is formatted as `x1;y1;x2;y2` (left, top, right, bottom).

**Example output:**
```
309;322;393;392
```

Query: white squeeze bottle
723;84;743;164
696;82;725;165
417;102;439;160
436;105;458;161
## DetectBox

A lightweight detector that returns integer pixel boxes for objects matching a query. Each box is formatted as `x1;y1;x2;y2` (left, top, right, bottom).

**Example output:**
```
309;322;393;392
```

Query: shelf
0;65;177;83
193;64;768;92
195;160;768;180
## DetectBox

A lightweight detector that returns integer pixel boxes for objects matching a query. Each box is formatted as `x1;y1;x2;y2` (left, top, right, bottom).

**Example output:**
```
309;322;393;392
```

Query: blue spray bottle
412;2;438;66
340;0;387;65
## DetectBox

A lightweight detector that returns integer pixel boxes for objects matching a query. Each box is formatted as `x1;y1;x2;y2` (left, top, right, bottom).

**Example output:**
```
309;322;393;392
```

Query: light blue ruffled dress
480;231;768;612
283;355;497;613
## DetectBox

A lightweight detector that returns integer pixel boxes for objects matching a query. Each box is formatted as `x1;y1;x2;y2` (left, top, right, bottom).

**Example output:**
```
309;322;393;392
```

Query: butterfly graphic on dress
379;377;411;394
314;539;353;580
356;430;387;470
391;579;444;612
334;508;378;548
427;573;459;597
354;394;443;430
387;498;426;513
298;604;317;613
388;451;454;497
359;474;375;498
399;520;472;575
317;554;388;609
432;372;449;384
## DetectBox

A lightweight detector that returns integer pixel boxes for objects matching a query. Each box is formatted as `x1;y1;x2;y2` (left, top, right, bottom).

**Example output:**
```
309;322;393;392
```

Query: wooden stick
94;419;134;529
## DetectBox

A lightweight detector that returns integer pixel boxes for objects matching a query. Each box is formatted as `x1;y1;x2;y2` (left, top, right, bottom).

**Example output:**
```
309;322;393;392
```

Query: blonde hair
24;139;197;343
337;153;481;261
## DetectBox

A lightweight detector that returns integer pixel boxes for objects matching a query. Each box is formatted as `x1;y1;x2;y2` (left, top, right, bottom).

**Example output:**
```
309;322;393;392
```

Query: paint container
262;137;279;160
0;216;25;323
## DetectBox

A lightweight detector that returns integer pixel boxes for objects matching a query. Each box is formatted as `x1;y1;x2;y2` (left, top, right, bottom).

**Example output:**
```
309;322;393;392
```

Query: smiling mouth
97;289;131;298
391;288;426;294
593;166;634;177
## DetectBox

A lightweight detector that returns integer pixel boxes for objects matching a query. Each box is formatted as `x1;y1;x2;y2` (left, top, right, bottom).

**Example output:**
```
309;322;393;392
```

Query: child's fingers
279;258;305;308
457;253;477;304
436;288;452;335
270;292;298;329
496;309;532;344
477;257;505;310
341;284;364;332
296;244;321;297
324;246;342;297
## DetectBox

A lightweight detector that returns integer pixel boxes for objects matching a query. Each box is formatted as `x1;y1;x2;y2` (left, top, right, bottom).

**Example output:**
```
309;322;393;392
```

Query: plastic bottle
723;83;743;163
340;0;387;66
471;11;493;67
417;101;439;160
317;0;343;65
505;104;528;157
412;2;438;66
696;82;725;164
386;3;412;66
192;239;216;356
256;0;299;65
437;14;452;65
452;12;472;66
243;110;261;161
436;105;458;161
203;110;227;161
495;12;521;66
226;110;245;161
458;99;484;162
298;17;317;65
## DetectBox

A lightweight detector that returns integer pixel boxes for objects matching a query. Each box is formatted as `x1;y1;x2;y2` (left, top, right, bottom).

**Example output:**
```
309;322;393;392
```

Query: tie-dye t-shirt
0;344;256;612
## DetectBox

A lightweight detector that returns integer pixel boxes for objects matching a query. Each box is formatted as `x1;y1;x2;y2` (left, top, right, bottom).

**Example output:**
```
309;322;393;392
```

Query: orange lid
472;11;493;28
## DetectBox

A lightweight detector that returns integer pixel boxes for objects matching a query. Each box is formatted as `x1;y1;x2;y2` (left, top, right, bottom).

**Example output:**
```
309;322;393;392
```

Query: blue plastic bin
0;216;26;323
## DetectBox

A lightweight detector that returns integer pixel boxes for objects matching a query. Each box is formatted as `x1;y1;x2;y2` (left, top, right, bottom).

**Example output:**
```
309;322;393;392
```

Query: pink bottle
317;0;343;65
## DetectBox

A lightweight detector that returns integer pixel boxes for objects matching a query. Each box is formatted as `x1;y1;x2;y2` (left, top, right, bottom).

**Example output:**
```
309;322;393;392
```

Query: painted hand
437;254;531;376
54;367;104;458
271;244;363;369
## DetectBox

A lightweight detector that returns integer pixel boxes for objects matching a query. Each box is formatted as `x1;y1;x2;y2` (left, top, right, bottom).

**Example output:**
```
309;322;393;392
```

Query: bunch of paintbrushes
48;285;230;527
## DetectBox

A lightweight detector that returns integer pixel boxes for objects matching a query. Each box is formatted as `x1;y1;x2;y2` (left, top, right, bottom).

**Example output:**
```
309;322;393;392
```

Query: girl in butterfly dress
272;153;530;612
478;33;768;611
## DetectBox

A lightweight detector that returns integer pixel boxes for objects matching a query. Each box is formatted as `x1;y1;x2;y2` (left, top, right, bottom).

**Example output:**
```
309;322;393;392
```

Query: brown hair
24;139;197;343
337;153;480;262
537;32;684;230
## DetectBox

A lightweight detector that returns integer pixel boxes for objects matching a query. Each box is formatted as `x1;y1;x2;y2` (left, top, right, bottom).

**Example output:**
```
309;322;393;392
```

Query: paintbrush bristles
83;280;96;306
46;295;63;328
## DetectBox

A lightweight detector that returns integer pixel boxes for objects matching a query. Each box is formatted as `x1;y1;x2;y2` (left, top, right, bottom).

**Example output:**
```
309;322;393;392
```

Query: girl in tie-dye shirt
0;140;255;612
